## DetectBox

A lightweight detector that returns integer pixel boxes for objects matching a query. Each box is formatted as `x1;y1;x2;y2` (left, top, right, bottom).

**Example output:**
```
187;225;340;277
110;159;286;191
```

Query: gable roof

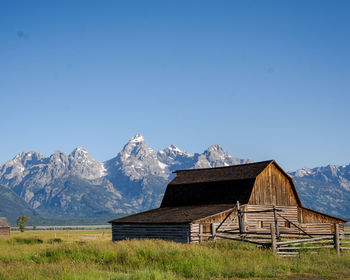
109;204;234;224
0;217;10;228
171;160;273;184
161;160;273;207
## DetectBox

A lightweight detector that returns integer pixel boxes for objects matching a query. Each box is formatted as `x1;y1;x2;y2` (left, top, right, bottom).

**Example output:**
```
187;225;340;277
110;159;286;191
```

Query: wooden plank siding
189;204;344;242
299;207;344;224
112;224;191;243
0;228;10;237
245;205;299;233
299;223;344;235
249;163;298;206
190;222;239;243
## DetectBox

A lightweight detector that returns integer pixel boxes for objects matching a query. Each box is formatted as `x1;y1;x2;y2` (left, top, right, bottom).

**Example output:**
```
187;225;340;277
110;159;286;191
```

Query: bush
47;238;62;244
11;237;43;244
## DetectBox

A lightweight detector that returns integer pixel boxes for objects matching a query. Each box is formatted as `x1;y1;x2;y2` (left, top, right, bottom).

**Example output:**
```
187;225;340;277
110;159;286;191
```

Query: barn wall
299;207;344;224
190;208;239;242
189;205;344;241
244;205;299;233
191;205;300;241
112;223;190;243
249;163;298;206
0;228;10;236
300;223;344;235
195;208;238;231
190;222;240;243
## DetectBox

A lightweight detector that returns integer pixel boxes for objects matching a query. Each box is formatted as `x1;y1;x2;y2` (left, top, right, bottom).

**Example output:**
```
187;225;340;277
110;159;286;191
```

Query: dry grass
0;230;350;279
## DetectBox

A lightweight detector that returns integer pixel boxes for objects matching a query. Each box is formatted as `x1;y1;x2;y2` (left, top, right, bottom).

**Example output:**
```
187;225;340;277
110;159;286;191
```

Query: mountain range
0;134;349;224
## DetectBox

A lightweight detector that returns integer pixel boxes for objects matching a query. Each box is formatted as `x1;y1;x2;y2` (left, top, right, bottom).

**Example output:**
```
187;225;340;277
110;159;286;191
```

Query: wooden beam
334;223;340;256
215;205;237;232
270;224;277;253
277;236;333;245
210;223;216;243
273;205;280;241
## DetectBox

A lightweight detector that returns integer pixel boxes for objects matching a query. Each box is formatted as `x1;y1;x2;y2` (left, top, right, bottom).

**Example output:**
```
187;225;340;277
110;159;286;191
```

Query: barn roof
109;204;234;224
0;217;10;228
171;160;273;184
161;160;273;207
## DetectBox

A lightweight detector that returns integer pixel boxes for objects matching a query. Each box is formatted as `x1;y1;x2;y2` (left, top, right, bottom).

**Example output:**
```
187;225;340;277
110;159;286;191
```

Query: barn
0;217;10;237
109;160;346;243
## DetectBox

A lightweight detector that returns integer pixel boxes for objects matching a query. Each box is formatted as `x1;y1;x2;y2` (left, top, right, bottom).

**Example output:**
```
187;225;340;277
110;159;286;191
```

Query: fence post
210;223;216;243
237;201;244;235
334;223;340;256
270;224;277;253
199;224;203;243
273;205;280;241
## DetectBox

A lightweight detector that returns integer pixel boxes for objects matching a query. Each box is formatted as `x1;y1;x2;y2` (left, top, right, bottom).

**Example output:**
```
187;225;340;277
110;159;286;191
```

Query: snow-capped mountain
0;147;122;218
290;164;350;219
193;144;251;168
0;134;252;219
1;134;349;221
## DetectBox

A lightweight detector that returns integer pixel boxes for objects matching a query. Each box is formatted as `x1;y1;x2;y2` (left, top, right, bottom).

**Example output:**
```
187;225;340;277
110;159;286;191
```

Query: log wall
112;223;190;243
299;207;344;224
245;205;299;233
0;227;10;237
190;204;345;242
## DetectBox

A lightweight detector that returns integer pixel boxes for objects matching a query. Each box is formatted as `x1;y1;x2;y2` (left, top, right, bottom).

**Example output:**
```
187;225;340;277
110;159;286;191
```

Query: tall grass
0;231;349;279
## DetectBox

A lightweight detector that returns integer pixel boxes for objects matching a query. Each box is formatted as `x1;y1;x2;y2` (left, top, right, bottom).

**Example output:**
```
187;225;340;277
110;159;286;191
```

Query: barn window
284;221;291;228
257;221;263;228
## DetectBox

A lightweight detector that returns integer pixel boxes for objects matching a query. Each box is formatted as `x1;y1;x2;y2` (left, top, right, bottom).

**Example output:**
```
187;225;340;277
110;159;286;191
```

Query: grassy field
1;230;350;280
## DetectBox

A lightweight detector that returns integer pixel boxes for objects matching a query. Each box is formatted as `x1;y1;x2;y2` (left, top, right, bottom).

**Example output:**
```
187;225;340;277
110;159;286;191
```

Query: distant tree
17;216;30;232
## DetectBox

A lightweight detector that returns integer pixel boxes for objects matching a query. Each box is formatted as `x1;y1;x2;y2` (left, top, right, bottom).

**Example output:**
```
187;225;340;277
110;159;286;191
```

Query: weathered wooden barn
0;217;10;237
110;160;346;243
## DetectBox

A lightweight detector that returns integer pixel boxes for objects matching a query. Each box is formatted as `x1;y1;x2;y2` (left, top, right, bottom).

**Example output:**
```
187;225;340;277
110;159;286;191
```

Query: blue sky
0;0;349;171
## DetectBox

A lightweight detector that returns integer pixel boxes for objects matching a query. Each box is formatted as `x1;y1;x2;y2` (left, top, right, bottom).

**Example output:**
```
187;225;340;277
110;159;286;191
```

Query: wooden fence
195;202;349;257
199;223;350;256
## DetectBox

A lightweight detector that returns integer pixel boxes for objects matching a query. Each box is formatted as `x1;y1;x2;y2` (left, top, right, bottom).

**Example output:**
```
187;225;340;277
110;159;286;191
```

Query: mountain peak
14;151;28;160
49;150;68;165
14;151;42;160
206;144;223;153
293;167;313;177
129;134;144;143
162;144;186;155
12;151;44;168
73;146;88;152
70;147;89;157
168;144;182;152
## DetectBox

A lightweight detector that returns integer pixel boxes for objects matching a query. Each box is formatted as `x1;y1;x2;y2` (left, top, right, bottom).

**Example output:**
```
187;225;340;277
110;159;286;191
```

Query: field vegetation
1;230;350;280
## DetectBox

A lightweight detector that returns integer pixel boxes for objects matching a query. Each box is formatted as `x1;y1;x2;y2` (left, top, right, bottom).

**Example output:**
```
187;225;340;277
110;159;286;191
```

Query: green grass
0;230;350;279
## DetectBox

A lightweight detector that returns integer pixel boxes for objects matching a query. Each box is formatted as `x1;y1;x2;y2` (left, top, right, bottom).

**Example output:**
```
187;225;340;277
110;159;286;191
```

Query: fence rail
198;224;349;257
340;232;350;251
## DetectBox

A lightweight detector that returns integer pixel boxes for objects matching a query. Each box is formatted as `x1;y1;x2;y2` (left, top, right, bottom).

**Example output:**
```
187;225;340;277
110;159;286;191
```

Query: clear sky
0;0;349;171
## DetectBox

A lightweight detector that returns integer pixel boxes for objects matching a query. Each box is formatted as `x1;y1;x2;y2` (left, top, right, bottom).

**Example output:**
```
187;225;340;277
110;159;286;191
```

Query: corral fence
196;202;349;257
272;224;350;257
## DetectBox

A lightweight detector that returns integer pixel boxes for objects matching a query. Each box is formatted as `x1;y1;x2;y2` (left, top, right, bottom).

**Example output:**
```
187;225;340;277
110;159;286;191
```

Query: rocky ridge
290;164;350;219
0;134;251;219
1;134;349;220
